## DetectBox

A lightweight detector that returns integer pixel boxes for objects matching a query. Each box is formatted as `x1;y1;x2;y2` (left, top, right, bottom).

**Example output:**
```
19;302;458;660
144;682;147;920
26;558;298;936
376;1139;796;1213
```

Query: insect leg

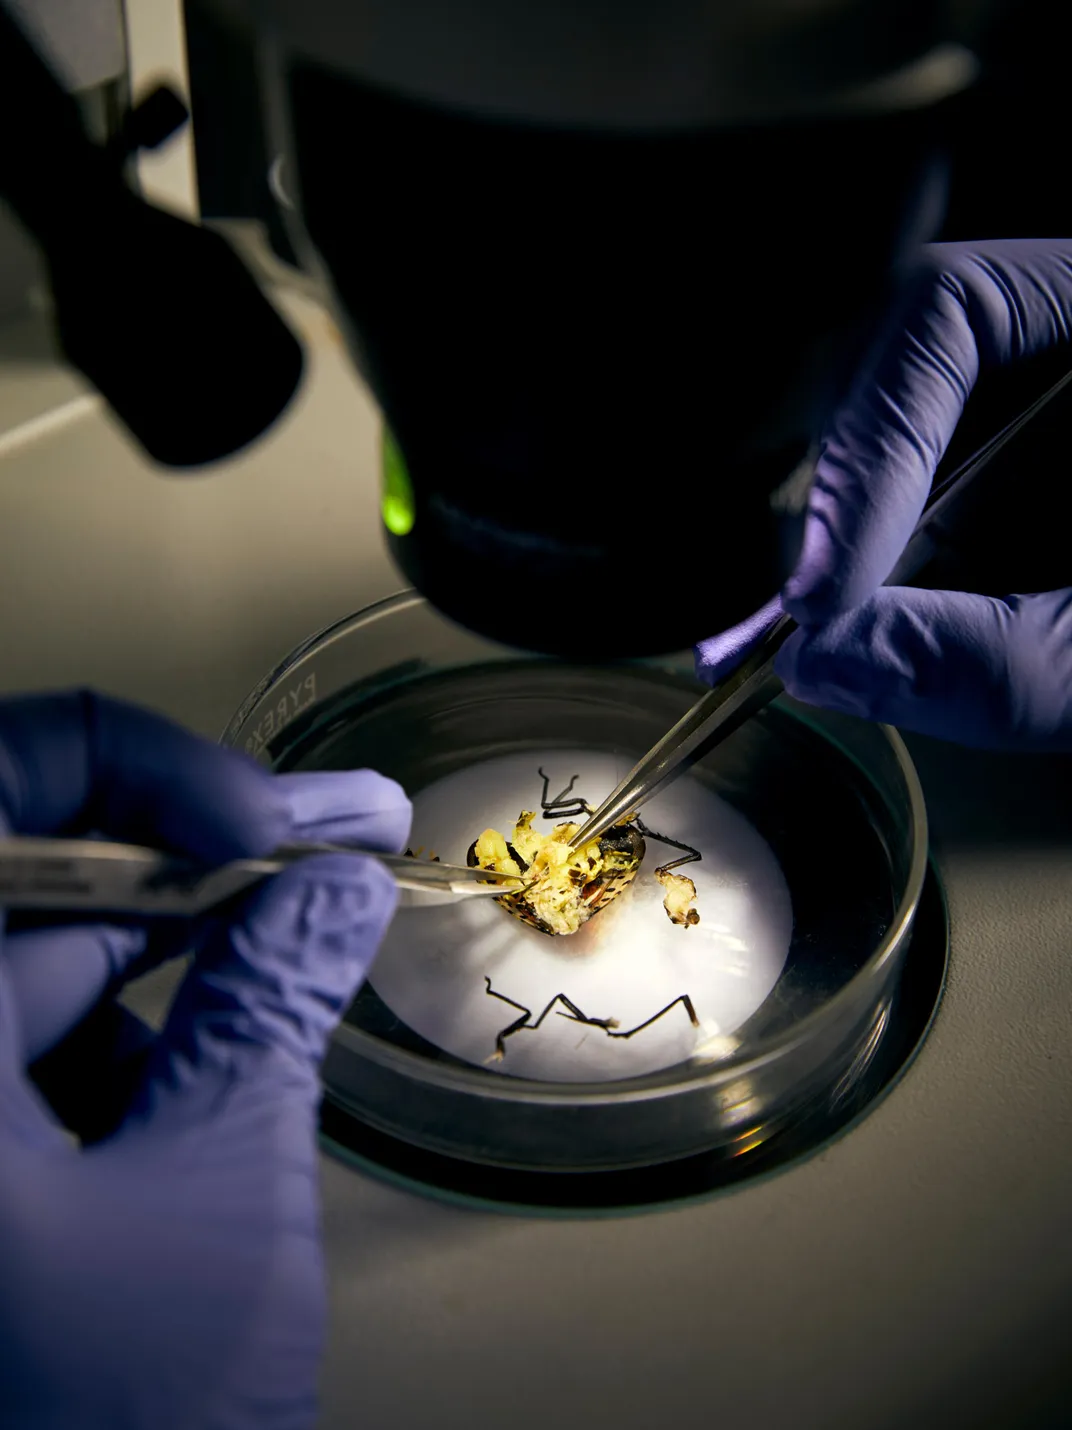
552;993;619;1031
490;1011;535;1060
606;994;701;1038
483;978;535;1061
538;767;578;808
654;854;700;874
537;767;591;820
483;976;531;1017
634;817;702;869
484;979;625;1059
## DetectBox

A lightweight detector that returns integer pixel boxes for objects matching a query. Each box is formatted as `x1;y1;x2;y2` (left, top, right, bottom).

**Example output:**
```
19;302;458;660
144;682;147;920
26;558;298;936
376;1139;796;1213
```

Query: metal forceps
570;365;1072;849
0;838;524;917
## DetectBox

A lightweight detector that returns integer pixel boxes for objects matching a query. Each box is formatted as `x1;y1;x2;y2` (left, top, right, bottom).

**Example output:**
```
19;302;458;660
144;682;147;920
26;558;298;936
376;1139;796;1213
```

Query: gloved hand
696;240;1072;750
0;691;411;1430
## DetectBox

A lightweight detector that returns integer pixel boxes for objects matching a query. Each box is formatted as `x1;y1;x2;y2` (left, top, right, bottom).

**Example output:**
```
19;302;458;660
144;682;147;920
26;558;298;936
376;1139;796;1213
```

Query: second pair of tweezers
0;838;523;918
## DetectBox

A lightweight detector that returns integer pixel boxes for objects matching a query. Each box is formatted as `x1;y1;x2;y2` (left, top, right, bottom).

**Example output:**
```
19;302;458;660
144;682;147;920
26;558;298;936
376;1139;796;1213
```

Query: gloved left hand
0;691;411;1430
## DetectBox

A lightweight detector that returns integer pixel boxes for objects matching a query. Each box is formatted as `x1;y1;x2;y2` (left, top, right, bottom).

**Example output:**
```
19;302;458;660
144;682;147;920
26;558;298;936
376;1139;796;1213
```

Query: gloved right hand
697;240;1072;750
0;690;410;1430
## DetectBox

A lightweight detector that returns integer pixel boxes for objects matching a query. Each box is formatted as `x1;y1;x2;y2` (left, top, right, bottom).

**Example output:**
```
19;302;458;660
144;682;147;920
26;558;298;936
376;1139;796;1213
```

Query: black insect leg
484;979;701;1057
484;977;620;1059
606;994;701;1038
534;994;616;1033
483;978;536;1060
539;767;577;807
489;1012;533;1061
537;767;592;821
484;978;530;1018
654;854;699;873
551;995;619;1031
634;817;702;872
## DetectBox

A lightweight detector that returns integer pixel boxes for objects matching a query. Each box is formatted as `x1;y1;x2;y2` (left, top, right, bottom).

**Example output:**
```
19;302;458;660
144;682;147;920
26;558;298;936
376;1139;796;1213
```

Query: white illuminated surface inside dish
367;750;793;1082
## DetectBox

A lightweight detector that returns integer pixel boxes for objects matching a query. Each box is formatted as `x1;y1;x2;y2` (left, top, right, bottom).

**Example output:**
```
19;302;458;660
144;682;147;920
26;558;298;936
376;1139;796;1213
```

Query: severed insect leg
484;979;702;1062
604;993;701;1037
484;977;618;1060
482;980;539;1062
537;767;592;821
540;994;618;1033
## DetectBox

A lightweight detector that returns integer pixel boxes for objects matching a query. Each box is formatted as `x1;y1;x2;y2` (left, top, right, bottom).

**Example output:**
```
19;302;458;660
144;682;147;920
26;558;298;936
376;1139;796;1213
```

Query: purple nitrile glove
0;691;411;1430
696;240;1072;749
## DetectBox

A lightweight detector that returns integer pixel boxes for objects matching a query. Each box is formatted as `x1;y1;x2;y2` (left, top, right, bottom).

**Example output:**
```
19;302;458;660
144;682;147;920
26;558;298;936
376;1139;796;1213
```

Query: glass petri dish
223;591;928;1173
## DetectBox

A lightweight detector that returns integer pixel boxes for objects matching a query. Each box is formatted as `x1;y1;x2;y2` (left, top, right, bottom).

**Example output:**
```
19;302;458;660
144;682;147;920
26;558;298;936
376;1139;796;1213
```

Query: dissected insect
467;768;702;936
483;976;700;1062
